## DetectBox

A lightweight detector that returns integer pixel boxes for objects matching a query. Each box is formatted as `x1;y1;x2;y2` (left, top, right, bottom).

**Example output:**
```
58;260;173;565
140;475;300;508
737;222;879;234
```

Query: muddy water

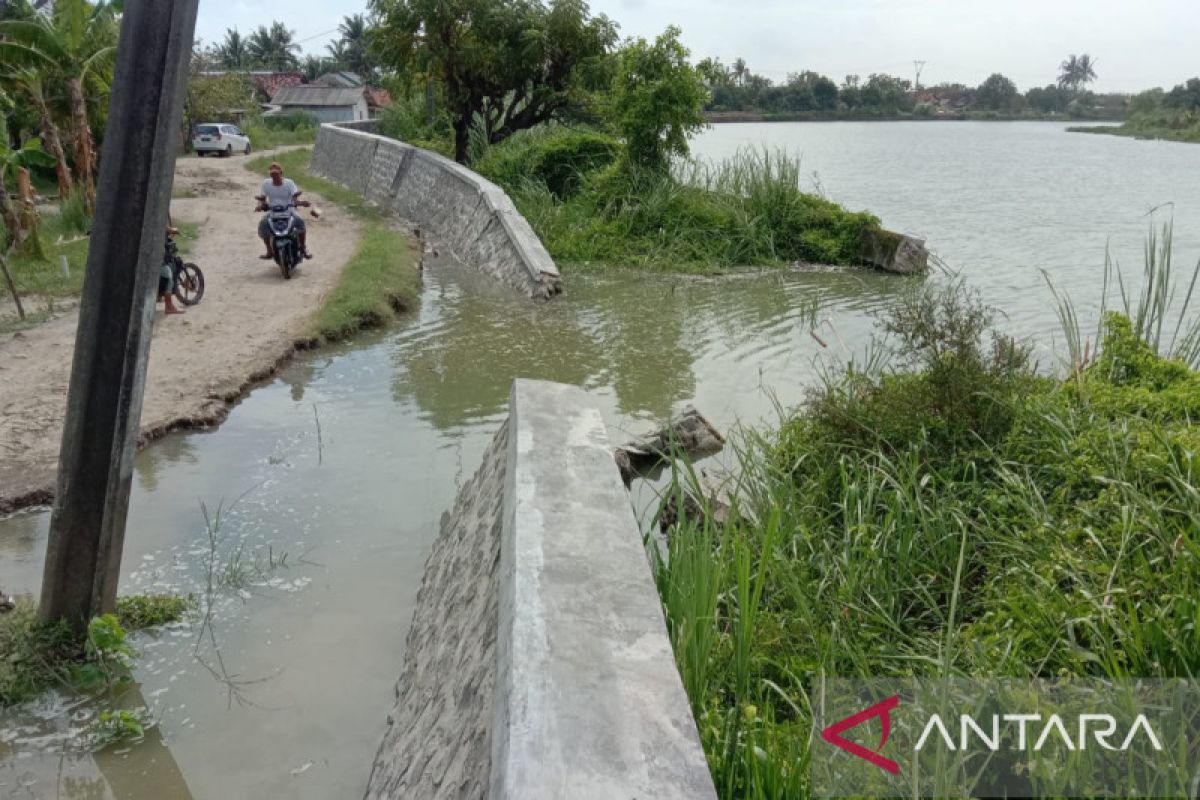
2;122;1200;798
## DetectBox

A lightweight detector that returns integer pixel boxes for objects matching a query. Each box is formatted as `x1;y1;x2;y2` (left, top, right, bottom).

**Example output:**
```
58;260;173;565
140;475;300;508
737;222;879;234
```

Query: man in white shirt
255;162;312;260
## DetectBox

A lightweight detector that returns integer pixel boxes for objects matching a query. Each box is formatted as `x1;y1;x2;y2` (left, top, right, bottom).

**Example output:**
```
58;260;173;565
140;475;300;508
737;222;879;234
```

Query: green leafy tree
1164;78;1200;111
611;26;707;169
0;133;55;315
246;21;299;70
731;57;747;87
185;72;256;141
975;73;1018;111
3;66;72;197
1025;83;1070;114
696;57;729;88
303;54;332;82
370;0;618;163
0;0;119;212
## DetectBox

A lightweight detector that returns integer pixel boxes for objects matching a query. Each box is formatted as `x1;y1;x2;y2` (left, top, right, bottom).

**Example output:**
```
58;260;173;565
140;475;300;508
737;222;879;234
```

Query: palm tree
0;0;118;211
215;28;249;70
302;55;330;83
1058;54;1079;90
247;22;299;71
1058;53;1097;93
732;57;748;87
336;13;375;78
325;39;348;72
1076;54;1098;90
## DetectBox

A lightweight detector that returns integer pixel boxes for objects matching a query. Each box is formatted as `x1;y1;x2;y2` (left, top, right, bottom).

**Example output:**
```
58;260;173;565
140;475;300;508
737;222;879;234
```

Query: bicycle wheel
174;262;205;306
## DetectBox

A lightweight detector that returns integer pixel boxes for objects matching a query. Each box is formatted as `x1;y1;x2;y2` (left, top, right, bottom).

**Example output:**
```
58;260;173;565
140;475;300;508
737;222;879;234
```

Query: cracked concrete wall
364;381;716;800
311;124;562;300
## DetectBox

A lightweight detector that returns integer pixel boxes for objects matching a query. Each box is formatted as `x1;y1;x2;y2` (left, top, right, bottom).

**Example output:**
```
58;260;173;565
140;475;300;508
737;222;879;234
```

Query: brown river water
1;122;1198;798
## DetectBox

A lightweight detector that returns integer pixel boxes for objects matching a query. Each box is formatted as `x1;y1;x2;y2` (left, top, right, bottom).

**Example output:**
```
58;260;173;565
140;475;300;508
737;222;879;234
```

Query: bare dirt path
0;148;363;512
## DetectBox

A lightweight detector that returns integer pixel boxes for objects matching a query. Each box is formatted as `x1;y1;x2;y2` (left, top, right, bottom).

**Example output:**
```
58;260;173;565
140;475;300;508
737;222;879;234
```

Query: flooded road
3;121;1200;798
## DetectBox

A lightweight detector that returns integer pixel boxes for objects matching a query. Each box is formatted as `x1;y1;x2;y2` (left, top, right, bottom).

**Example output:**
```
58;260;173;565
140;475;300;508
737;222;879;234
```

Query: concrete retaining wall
364;380;717;800
311;124;562;300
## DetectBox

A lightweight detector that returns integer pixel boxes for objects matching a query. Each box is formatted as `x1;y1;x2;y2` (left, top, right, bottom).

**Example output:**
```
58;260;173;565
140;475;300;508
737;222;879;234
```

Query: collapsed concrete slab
861;228;930;275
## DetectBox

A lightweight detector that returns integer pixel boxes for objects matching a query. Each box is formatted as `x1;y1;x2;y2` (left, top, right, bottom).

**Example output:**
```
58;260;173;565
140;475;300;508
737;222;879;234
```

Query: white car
192;123;252;157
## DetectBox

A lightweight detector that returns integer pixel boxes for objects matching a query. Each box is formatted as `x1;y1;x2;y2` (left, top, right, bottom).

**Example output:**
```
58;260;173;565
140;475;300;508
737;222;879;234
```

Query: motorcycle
258;199;311;280
164;231;204;306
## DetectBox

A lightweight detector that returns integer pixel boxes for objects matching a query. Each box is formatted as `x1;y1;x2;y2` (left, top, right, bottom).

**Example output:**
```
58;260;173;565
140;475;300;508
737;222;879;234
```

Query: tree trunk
33;92;74;200
66;77;96;212
15;168;43;260
0;249;25;320
0;170;19;244
453;117;469;164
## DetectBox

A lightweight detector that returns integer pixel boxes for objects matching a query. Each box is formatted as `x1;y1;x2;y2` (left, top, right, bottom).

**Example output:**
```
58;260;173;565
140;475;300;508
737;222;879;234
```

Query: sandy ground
0;148;363;512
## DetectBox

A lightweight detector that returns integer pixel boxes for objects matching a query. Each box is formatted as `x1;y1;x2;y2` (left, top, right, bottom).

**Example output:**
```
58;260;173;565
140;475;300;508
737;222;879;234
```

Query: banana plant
0;136;56;319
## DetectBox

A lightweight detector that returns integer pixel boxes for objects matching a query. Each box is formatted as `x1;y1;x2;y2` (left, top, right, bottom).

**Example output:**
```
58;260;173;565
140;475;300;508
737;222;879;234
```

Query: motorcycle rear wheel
174;262;205;306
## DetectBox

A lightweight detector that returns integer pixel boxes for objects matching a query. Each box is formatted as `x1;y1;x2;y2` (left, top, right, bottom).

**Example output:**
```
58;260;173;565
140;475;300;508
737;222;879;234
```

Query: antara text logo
821;694;1164;775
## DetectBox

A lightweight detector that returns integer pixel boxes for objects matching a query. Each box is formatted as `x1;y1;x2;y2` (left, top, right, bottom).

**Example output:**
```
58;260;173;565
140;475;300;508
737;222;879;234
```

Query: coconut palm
215;28;249;70
325;39;348;72
732;57;748;87
302;54;331;83
1058;53;1098;93
0;0;119;211
336;13;375;78
247;22;299;71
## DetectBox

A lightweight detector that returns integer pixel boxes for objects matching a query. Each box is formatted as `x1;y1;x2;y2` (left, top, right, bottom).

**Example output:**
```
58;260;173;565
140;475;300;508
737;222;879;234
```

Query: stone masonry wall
364;381;716;800
363;421;508;800
310;124;562;300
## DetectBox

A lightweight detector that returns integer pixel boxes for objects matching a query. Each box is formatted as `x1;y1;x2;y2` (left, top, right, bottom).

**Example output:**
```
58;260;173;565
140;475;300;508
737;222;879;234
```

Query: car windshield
194;125;219;136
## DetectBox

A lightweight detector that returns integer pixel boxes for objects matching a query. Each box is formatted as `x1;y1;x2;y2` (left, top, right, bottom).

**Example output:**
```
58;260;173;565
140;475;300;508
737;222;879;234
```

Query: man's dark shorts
258;212;306;239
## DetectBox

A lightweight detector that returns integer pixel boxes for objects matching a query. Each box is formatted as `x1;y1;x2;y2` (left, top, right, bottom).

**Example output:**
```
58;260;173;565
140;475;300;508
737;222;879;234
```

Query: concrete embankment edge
311;122;563;300
364;380;717;800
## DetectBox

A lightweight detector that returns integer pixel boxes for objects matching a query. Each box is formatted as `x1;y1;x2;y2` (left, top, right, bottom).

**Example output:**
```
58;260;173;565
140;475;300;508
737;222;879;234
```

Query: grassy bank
245;149;421;340
472;127;879;273
1069;110;1200;144
652;231;1200;797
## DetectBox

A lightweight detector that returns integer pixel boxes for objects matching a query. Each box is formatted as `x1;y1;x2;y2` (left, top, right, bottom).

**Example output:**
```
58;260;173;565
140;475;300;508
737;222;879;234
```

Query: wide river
2;122;1199;798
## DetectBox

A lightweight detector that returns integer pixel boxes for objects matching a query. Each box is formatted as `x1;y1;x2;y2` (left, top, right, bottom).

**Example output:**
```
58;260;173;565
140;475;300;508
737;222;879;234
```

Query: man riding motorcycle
255;162;312;260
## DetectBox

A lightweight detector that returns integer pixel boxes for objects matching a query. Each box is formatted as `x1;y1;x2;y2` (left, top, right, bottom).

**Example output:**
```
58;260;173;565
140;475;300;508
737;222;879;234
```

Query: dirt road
0;149;363;512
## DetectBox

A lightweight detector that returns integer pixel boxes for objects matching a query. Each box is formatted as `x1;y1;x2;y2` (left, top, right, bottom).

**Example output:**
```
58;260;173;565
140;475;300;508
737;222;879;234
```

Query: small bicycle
164;231;204;306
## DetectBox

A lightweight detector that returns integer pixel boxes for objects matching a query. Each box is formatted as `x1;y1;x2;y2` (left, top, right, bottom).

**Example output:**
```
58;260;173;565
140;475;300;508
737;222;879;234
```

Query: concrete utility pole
39;0;200;628
913;60;927;92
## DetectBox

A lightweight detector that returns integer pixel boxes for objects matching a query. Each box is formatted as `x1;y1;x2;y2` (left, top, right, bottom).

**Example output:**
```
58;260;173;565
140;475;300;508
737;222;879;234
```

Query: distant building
314;71;366;89
197;71;305;103
270;85;371;123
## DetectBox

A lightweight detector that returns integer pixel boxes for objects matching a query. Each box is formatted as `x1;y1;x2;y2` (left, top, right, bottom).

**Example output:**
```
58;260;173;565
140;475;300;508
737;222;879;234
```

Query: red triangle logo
820;694;901;775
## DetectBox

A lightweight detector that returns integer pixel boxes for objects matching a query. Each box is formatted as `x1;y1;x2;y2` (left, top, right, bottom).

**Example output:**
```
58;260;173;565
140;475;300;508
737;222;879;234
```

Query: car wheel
197;151;206;158
244;143;252;155
223;145;232;158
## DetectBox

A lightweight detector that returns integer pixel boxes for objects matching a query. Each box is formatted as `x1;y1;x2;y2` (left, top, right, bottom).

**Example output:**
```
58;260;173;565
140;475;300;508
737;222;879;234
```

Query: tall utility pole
39;0;200;629
913;60;927;92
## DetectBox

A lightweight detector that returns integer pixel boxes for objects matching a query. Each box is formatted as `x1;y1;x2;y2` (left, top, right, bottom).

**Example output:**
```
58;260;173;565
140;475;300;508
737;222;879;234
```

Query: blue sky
195;0;1199;92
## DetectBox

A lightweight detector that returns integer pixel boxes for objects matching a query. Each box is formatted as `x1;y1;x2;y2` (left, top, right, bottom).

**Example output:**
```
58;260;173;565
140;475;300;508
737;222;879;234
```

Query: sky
195;0;1200;93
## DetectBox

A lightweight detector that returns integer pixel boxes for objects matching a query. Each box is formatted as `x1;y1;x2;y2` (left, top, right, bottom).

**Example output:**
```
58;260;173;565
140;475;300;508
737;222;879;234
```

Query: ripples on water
3;121;1200;798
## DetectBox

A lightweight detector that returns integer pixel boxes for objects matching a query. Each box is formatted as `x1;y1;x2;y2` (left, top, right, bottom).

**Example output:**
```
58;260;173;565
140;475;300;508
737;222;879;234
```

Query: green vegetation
473;127;878;271
369;0;617;163
245;148;421;339
312;222;421;340
1071;77;1200;143
652;231;1200;797
1;594;187;707
699;51;1117;121
115;593;192;630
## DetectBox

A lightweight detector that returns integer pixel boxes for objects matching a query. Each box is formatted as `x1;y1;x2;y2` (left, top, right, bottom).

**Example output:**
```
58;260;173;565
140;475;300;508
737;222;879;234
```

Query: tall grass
652;232;1200;798
468;128;880;272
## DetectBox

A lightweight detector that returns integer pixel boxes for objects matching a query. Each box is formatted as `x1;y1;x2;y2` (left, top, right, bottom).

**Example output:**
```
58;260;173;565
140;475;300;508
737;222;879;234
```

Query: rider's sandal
259;254;273;259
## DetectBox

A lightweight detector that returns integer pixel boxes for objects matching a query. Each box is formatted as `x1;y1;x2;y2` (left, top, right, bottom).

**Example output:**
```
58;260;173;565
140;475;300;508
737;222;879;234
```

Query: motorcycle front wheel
174;262;205;306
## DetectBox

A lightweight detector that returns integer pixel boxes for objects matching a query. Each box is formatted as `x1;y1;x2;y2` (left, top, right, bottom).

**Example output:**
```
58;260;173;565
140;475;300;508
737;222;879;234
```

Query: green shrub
474;127;621;198
259;112;318;131
116;593;193;630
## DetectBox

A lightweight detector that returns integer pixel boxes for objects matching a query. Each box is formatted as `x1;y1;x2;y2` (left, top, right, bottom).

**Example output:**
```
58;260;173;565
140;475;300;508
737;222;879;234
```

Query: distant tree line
696;52;1126;119
194;14;378;82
